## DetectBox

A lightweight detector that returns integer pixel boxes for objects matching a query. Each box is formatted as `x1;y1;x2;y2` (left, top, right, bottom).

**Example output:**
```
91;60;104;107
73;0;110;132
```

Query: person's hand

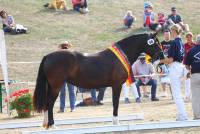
148;74;153;79
153;60;160;67
186;72;191;79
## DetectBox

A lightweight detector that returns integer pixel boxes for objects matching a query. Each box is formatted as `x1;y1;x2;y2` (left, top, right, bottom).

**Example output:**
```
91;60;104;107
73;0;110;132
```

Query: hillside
0;0;199;82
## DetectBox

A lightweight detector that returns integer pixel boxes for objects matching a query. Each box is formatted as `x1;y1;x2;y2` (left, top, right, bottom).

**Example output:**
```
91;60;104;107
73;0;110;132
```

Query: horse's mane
117;33;149;45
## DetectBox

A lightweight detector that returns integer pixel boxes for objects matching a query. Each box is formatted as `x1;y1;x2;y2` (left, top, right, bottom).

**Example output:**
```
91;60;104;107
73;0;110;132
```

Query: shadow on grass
120;27;149;38
113;27;129;33
35;8;78;15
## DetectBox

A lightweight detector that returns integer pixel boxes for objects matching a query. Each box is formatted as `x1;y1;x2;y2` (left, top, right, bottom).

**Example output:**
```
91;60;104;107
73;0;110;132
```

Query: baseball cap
138;53;146;59
171;7;176;11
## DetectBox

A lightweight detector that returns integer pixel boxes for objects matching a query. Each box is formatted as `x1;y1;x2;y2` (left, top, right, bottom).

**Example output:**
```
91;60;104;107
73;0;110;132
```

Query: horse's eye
147;39;155;45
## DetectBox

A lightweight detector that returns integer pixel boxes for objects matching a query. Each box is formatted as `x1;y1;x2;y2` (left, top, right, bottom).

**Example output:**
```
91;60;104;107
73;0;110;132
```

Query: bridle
146;35;165;73
146;35;164;61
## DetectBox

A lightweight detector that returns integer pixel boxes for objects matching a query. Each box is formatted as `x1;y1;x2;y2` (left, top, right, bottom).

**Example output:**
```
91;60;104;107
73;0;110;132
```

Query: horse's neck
117;37;145;65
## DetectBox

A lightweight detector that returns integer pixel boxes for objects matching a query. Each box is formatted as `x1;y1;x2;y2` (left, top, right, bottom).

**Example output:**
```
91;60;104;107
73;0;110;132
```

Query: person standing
59;83;75;112
160;30;172;97
183;32;196;102
185;35;200;120
57;42;76;113
160;24;188;121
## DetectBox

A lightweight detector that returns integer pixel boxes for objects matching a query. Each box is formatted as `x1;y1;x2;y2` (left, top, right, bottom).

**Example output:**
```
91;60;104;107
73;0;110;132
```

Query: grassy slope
0;0;199;82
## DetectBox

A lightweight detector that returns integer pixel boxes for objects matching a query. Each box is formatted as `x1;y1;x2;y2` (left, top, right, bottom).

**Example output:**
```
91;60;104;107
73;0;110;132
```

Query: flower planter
5;88;33;118
17;110;31;118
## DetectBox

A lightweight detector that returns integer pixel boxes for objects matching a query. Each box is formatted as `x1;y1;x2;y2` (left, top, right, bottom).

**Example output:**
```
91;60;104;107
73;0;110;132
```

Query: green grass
0;0;199;82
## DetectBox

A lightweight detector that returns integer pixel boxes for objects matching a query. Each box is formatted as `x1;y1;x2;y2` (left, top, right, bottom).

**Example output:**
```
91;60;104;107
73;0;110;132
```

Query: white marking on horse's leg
43;110;48;128
113;116;120;125
48;125;58;130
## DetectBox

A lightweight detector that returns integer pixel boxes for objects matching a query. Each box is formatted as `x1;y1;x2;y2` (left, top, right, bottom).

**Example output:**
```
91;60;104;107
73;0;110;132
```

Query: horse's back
43;49;127;88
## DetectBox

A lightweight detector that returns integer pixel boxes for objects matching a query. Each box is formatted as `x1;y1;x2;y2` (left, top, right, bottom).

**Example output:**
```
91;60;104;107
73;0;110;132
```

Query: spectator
0;10;27;34
160;30;172;97
160;24;188;121
157;12;166;26
161;30;172;56
183;32;196;102
143;3;160;31
57;41;76;113
123;10;136;28
133;53;159;101
0;10;14;33
91;88;106;105
77;87;106;105
122;82;140;104
185;34;200;120
72;0;89;14
44;0;67;11
167;7;189;32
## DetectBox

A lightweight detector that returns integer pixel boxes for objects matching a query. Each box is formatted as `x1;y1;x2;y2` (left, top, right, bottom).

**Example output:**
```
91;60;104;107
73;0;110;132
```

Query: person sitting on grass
157;12;166;31
0;10;14;33
143;3;155;28
167;7;189;32
76;87;106;106
123;10;136;29
0;10;27;34
44;0;67;11
71;0;89;14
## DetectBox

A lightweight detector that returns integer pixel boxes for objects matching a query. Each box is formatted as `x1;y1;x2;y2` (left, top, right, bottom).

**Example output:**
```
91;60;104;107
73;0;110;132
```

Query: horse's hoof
112;117;120;125
42;124;49;129
48;125;58;130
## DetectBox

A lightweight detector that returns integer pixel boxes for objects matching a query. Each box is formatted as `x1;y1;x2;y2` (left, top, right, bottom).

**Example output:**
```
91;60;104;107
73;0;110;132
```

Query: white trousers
122;82;139;99
185;78;191;98
168;62;188;119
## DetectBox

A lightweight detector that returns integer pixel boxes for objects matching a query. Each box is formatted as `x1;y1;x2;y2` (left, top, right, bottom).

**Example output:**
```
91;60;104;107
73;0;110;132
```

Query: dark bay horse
33;33;164;128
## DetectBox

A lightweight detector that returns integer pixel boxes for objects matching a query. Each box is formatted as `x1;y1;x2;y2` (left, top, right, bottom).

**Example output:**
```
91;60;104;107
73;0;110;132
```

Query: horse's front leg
112;85;122;125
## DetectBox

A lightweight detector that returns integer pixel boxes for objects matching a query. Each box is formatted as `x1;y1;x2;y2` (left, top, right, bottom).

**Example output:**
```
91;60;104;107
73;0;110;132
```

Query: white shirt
132;60;155;84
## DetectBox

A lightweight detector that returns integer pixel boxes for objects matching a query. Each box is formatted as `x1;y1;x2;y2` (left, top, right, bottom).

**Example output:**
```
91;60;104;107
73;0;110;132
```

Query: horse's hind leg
47;87;60;128
42;83;60;129
112;85;122;125
43;110;48;128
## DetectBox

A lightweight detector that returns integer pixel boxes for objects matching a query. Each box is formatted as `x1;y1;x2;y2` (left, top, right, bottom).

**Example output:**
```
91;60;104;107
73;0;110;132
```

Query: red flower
4;96;9;102
24;109;30;113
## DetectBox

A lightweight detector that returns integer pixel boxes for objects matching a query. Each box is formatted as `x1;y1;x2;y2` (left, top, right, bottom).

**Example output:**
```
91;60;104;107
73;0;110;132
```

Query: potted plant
6;88;33;118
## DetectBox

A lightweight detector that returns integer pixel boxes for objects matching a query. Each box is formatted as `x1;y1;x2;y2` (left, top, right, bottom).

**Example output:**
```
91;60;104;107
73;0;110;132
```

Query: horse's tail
33;56;48;113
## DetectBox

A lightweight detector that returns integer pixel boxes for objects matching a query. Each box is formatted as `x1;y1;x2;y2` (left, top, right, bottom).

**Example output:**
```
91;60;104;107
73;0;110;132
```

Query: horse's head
143;33;164;61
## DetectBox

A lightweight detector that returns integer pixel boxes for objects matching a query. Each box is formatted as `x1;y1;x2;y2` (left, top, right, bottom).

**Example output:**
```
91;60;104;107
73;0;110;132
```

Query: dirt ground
0;88;200;134
0;0;200;133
